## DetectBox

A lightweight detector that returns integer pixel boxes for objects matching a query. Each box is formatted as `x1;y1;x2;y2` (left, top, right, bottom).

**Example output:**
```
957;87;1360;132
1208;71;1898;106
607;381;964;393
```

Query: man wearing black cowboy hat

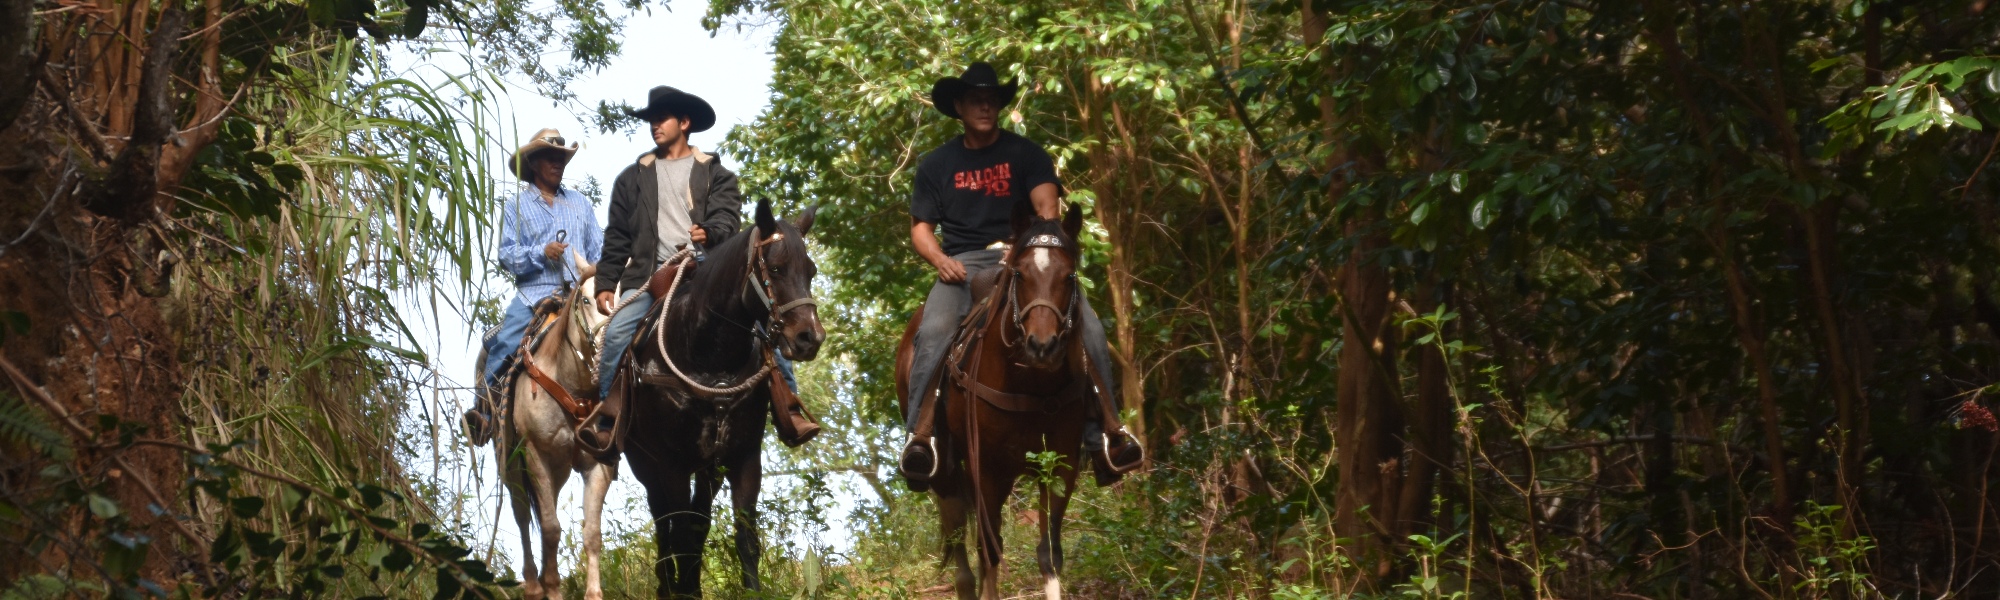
899;62;1145;488
582;86;820;454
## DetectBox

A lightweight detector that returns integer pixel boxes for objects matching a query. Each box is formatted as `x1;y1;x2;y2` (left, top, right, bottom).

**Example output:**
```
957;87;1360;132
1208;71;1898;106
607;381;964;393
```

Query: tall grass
5;35;518;597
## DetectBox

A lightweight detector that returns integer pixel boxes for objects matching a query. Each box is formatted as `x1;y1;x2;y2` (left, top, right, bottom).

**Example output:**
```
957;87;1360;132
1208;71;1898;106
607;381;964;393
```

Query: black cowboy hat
930;62;1019;120
626;86;717;133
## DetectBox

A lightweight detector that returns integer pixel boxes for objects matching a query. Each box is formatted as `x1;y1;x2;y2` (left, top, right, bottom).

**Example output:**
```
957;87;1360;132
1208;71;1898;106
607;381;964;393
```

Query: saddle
966;263;1005;306
645;256;693;299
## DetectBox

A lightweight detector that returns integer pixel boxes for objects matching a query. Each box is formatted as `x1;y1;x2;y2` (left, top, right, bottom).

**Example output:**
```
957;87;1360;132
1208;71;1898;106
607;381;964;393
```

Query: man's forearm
911;222;950;266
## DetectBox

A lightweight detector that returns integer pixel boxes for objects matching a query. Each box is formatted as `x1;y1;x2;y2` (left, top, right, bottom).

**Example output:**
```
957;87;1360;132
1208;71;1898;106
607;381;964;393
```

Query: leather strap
524;353;596;421
963;376;1084;413
519;301;599;422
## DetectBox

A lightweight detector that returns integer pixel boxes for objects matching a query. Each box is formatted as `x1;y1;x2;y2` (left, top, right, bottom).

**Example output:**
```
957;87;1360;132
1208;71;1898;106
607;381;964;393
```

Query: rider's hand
543;241;569;262
933;257;967;284
689;225;707;245
595;290;616;316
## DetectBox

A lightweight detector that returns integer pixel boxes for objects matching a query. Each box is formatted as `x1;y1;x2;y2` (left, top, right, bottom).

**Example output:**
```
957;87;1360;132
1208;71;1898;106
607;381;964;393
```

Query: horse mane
671;229;754;334
668;220;807;336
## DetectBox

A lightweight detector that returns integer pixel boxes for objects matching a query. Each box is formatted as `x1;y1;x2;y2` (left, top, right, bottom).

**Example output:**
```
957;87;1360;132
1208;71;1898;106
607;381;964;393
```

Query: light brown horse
489;253;614;600
896;204;1095;600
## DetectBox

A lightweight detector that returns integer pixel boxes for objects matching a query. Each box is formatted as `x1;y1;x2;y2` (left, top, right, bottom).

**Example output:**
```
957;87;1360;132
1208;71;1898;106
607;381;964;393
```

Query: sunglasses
538;134;567;147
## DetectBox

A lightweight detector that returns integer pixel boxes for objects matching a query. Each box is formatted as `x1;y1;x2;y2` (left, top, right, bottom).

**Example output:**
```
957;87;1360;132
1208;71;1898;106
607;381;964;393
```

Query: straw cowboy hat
625;86;717;133
511;128;578;180
930;62;1019;119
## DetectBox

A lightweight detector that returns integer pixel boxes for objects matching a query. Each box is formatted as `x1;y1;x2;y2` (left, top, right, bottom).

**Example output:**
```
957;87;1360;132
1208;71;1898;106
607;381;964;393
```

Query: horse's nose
1025;334;1058;358
795;328;820;348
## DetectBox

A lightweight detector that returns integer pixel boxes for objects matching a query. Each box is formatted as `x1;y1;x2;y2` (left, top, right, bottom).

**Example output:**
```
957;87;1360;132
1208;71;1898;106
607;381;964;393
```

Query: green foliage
0;391;69;461
1791;503;1880;599
1024;445;1071;498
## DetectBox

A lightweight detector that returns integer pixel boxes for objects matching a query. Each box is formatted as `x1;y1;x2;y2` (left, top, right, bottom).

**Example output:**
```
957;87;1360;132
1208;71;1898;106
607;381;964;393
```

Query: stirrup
1101;431;1145;473
902;435;941;480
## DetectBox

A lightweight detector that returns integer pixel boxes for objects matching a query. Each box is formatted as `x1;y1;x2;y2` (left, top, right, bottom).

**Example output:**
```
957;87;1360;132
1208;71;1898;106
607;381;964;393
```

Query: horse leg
640;466;692;599
1035;453;1082;599
672;469;719;598
580;461;614;600
726;453;763;591
975;470;1018;600
526;443;571;600
505;446;544;600
936;488;976;600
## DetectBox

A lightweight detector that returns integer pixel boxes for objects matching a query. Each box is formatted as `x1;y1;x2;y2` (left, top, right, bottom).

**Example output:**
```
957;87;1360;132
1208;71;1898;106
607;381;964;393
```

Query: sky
389;2;876;578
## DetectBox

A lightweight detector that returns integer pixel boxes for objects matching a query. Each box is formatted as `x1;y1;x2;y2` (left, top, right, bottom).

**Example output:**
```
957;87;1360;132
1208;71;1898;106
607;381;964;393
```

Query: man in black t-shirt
900;62;1144;488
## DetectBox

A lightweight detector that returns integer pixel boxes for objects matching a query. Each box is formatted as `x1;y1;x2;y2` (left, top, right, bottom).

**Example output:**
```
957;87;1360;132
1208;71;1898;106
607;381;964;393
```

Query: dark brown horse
896;203;1096;600
613;200;822;599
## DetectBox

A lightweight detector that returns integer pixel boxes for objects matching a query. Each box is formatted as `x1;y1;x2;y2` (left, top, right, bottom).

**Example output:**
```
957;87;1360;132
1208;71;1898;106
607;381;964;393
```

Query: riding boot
578;370;625;462
1080;351;1144;485
463;382;495;447
1084;419;1146;486
768;377;821;448
899;387;944;492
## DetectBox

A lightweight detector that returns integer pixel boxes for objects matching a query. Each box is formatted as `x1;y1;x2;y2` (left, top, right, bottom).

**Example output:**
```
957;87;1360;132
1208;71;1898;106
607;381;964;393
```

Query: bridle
647;226;818;397
1000;233;1080;348
746;229;818;340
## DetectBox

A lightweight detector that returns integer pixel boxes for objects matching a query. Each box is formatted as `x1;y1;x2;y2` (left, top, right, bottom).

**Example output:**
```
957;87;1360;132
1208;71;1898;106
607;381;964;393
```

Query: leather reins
521;283;602;421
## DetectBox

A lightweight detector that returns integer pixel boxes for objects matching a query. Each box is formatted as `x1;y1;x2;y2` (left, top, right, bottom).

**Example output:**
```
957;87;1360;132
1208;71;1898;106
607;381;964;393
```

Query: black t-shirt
910;131;1062;256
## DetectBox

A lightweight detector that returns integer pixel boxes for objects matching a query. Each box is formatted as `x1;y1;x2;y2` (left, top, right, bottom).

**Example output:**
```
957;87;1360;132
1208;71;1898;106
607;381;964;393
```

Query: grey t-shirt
654;154;696;262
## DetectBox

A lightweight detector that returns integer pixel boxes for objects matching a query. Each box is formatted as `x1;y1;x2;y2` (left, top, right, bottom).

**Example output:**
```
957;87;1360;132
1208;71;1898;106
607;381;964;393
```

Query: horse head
560;250;608;388
751;200;824;361
1003;200;1086;371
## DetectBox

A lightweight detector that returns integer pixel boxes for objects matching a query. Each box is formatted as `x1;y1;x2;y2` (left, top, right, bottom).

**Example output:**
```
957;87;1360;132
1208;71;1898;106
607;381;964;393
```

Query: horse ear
571;249;595;280
794;205;817;237
755;198;776;238
1009;198;1035;240
1062;202;1083;241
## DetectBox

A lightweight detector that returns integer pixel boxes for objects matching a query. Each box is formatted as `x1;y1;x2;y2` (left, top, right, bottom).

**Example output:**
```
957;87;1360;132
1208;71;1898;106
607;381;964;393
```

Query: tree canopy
713;0;2000;595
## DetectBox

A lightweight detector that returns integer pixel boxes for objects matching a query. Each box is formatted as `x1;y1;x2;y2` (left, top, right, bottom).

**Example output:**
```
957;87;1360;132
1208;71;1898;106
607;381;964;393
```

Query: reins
520;282;602;421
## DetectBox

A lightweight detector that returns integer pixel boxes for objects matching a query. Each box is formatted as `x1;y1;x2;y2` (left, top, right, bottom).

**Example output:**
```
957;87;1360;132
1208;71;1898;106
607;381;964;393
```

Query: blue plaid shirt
499;186;603;306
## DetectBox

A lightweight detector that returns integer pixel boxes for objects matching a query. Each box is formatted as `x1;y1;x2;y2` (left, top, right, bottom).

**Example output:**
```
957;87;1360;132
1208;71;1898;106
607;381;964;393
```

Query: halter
1002;233;1080;346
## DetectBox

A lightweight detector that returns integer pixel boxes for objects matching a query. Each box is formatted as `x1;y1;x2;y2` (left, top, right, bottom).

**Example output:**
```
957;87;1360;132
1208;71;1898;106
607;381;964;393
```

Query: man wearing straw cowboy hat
898;62;1144;487
463;128;604;446
582;85;820;454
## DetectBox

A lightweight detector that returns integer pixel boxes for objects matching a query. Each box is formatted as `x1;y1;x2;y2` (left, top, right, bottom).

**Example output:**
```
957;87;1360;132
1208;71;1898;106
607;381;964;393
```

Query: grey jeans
905;249;1120;430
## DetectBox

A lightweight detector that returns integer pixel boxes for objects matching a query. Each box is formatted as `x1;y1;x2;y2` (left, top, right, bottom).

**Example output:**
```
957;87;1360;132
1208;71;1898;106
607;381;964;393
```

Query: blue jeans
596;289;802;399
598;289;654;399
483;298;537;388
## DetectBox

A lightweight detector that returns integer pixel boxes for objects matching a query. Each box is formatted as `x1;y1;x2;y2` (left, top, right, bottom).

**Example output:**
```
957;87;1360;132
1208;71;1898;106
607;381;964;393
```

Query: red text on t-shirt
952;163;1013;197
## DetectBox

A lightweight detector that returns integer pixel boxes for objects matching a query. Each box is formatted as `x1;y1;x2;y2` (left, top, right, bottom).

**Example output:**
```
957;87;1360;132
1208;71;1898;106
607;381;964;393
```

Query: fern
0;391;72;461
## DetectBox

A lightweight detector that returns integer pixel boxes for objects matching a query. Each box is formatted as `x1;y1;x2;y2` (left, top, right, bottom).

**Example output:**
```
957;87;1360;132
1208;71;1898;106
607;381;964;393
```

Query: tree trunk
1303;0;1401;583
1713;227;1793;527
1397;278;1452;536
